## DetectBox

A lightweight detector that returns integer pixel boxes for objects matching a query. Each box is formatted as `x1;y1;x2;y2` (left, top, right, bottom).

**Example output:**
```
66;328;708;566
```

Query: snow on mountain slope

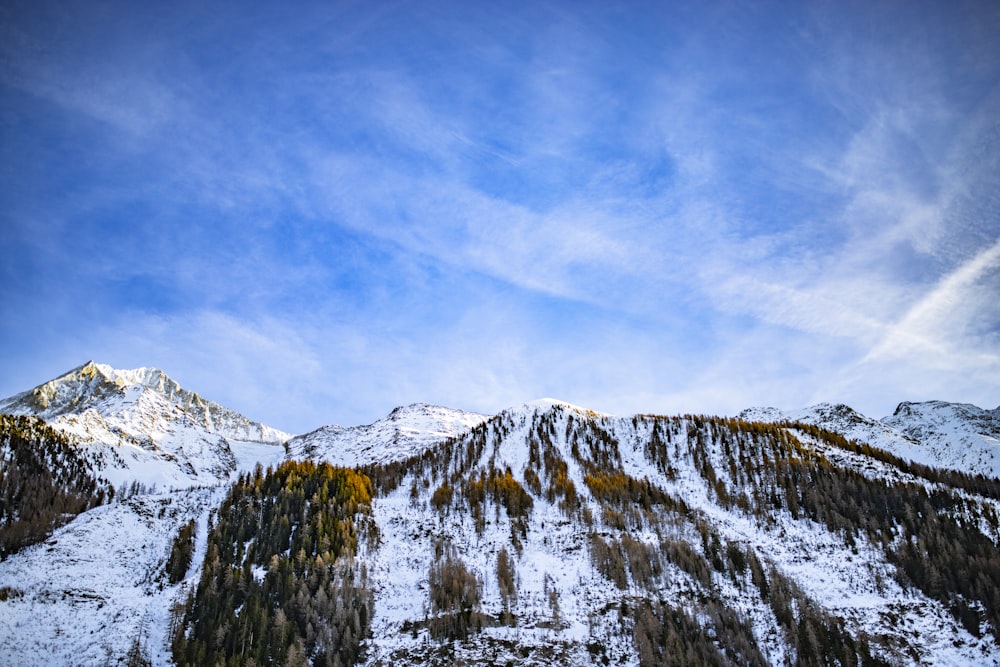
359;402;1000;666
0;486;222;666
785;403;932;467
883;401;1000;479
739;401;1000;479
286;402;489;466
0;361;290;489
4;363;1000;666
0;361;290;444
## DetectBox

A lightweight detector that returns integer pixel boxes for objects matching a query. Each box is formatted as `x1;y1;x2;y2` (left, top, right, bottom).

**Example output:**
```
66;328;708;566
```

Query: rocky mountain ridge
0;361;290;444
740;400;1000;479
1;363;998;666
0;361;289;489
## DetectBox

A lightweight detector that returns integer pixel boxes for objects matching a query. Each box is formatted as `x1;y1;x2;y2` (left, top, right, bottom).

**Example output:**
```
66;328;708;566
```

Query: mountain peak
736;406;785;422
0;360;122;418
386;402;458;418
287;402;489;466
0;361;291;445
519;397;608;416
791;402;870;426
880;401;1000;479
890;399;998;419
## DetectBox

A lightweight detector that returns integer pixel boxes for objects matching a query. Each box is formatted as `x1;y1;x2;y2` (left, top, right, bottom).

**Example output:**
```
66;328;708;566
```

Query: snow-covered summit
0;361;290;444
735;406;786;423
286;402;489;466
519;397;610;416
0;361;290;489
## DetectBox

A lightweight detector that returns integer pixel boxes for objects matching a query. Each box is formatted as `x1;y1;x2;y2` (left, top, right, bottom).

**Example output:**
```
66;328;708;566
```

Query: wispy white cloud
2;0;998;428
863;237;1000;365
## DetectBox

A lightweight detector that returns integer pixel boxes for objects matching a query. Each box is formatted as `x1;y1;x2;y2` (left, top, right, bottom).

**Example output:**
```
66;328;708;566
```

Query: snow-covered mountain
3;364;1000;666
0;360;290;443
356;401;1000;666
0;361;290;489
739;400;1000;479
286;402;489;466
884;401;1000;478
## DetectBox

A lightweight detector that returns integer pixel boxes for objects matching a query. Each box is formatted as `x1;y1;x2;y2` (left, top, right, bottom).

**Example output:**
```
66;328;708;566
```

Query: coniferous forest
5;398;1000;666
172;461;376;667
334;409;1000;666
0;414;112;559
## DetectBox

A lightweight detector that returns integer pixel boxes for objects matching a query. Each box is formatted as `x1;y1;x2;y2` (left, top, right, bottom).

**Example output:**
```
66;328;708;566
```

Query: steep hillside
0;486;223;665
172;462;376;667
2;368;1000;666
0;415;114;558
347;403;1000;666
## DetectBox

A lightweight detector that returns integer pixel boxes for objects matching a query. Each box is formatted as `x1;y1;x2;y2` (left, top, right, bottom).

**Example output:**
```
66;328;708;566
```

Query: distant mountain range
739;400;1000;479
1;362;998;666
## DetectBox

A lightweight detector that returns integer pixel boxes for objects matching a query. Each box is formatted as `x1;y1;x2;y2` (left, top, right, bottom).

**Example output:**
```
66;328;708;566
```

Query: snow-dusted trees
427;540;484;640
124;632;152;667
496;546;517;625
589;534;628;590
716;419;1000;643
633;600;759;667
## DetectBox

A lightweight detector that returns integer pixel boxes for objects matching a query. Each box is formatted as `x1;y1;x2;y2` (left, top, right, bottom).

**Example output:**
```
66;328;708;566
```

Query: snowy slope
883;401;1000;479
0;361;290;444
286;402;489;466
0;487;223;666
786;403;932;466
0;361;290;489
4;363;1000;666
739;401;1000;479
359;401;1000;666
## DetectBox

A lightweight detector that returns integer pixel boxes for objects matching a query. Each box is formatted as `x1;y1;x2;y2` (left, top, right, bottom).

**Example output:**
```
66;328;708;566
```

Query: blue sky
2;0;998;433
